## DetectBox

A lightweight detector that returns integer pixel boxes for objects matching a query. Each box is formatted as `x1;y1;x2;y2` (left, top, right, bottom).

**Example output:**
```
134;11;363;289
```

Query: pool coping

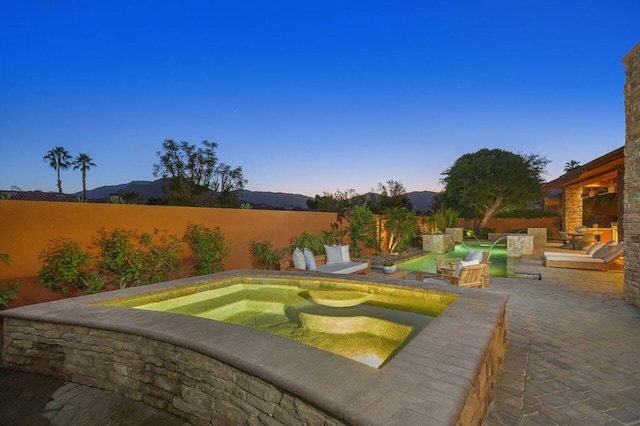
1;270;509;425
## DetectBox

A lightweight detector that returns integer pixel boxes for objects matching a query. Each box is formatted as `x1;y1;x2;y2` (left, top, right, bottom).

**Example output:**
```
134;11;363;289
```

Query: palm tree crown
43;146;72;193
72;153;96;201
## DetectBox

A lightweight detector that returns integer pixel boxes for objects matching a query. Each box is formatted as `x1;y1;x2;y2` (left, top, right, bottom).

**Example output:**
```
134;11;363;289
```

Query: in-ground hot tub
1;270;509;425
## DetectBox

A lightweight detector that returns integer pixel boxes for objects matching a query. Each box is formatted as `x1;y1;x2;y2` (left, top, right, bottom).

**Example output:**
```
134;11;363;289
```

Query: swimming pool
397;242;519;277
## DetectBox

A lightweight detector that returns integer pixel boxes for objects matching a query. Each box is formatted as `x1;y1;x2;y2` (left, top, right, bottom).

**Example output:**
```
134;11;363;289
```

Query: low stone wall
0;271;510;425
2;319;342;426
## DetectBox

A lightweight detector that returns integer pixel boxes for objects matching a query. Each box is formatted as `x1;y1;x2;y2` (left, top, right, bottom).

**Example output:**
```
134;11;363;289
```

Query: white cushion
464;249;484;262
316;261;368;274
340;245;351;263
303;248;316;270
592;245;616;259
602;243;624;263
586;242;604;256
325;245;343;264
454;258;480;277
292;248;306;270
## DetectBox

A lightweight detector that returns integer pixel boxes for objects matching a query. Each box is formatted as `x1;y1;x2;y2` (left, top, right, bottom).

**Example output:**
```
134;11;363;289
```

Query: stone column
623;41;640;307
563;187;583;232
617;165;625;241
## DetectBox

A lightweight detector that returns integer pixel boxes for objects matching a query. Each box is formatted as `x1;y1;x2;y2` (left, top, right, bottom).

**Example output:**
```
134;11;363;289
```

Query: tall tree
153;139;247;207
440;148;549;229
72;153;96;201
43;146;72;193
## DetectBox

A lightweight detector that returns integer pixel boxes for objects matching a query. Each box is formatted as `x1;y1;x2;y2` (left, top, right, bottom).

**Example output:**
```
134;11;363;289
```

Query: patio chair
420;261;490;288
576;232;596;250
558;231;573;249
435;249;491;277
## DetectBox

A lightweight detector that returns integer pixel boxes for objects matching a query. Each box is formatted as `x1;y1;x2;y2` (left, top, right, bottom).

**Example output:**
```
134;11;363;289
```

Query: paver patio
1;245;639;425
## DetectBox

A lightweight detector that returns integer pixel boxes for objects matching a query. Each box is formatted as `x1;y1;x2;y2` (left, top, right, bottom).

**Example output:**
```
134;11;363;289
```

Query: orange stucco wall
1;201;339;306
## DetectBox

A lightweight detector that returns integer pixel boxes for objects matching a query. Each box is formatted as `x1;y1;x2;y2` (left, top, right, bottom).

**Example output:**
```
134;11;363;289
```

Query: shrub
96;228;182;289
289;230;338;255
495;209;557;219
38;238;92;293
249;240;286;270
0;253;20;309
184;224;231;275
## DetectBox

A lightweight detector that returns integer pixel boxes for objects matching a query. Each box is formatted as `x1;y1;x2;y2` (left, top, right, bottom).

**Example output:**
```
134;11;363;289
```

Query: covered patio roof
544;146;624;191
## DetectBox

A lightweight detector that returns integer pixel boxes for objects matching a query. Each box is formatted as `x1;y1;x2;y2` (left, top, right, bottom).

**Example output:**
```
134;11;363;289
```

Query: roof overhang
544;147;624;191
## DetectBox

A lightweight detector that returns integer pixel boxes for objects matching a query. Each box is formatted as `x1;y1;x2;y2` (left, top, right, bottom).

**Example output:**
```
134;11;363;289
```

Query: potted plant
383;261;397;274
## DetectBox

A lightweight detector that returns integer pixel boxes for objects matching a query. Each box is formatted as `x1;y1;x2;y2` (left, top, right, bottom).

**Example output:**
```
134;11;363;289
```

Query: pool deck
2;243;640;425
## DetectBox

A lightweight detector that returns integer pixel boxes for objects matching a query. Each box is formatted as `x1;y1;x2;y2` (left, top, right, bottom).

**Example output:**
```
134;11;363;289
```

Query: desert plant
38;238;91;293
97;228;182;288
184;224;231;275
249;240;286;270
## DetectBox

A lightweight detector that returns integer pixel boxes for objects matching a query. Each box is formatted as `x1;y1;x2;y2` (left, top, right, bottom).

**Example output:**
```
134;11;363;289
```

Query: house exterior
543;146;624;241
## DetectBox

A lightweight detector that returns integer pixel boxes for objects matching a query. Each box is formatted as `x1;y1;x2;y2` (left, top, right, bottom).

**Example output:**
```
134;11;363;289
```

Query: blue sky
1;1;638;197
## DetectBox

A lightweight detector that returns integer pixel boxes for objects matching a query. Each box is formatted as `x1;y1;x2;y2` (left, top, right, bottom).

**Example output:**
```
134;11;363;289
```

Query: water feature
398;241;519;277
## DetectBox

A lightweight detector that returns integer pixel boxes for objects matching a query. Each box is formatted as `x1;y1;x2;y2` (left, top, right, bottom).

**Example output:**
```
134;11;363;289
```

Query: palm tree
72;153;96;201
564;160;581;172
43;146;72;193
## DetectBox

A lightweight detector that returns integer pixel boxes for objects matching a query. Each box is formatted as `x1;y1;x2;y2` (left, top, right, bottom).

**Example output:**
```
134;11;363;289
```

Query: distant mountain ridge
75;179;437;211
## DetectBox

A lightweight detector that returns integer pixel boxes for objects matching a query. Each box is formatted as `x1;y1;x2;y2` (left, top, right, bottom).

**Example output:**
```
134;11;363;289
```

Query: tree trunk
57;166;62;193
477;195;504;229
82;168;87;200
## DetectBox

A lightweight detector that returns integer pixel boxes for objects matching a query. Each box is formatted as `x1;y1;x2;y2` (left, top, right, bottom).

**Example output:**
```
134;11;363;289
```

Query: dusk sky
1;1;638;197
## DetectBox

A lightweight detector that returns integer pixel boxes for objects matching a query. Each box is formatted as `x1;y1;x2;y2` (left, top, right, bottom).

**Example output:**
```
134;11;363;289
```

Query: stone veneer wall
2;319;343;426
563;187;583;232
623;42;640;307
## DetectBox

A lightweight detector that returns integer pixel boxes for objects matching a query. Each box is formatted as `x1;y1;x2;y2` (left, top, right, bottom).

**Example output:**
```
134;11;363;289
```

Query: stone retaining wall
2;319;342;426
623;41;640;307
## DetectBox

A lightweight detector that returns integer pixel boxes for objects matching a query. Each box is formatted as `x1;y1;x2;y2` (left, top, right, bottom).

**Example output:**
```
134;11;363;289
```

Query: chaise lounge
543;241;624;271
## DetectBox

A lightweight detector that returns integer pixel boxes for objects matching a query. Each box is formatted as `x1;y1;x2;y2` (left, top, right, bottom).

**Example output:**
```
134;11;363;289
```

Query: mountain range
75;180;437;212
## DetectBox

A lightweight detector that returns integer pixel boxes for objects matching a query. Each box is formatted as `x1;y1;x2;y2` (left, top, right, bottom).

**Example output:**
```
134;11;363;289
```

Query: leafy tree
564;160;581;172
368;180;412;213
44;146;72;193
440;148;549;229
72;153;96;201
347;205;378;256
384;207;419;254
152;139;247;207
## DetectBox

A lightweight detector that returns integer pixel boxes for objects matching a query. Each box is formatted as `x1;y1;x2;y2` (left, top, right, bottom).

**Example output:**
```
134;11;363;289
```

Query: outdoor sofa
279;244;370;275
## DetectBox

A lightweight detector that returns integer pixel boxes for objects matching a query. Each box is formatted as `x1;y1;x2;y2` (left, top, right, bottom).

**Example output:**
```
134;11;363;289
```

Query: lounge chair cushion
465;249;484;262
292;248;306;270
586;242;604;255
324;245;343;264
592;243;617;259
602;243;624;263
455;258;480;277
303;248;317;270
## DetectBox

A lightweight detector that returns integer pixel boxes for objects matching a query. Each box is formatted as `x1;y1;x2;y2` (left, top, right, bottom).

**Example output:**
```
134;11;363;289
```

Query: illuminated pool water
398;242;519;277
126;283;451;368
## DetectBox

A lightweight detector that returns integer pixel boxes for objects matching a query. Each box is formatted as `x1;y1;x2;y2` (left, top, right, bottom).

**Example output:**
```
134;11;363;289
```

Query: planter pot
383;264;397;274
